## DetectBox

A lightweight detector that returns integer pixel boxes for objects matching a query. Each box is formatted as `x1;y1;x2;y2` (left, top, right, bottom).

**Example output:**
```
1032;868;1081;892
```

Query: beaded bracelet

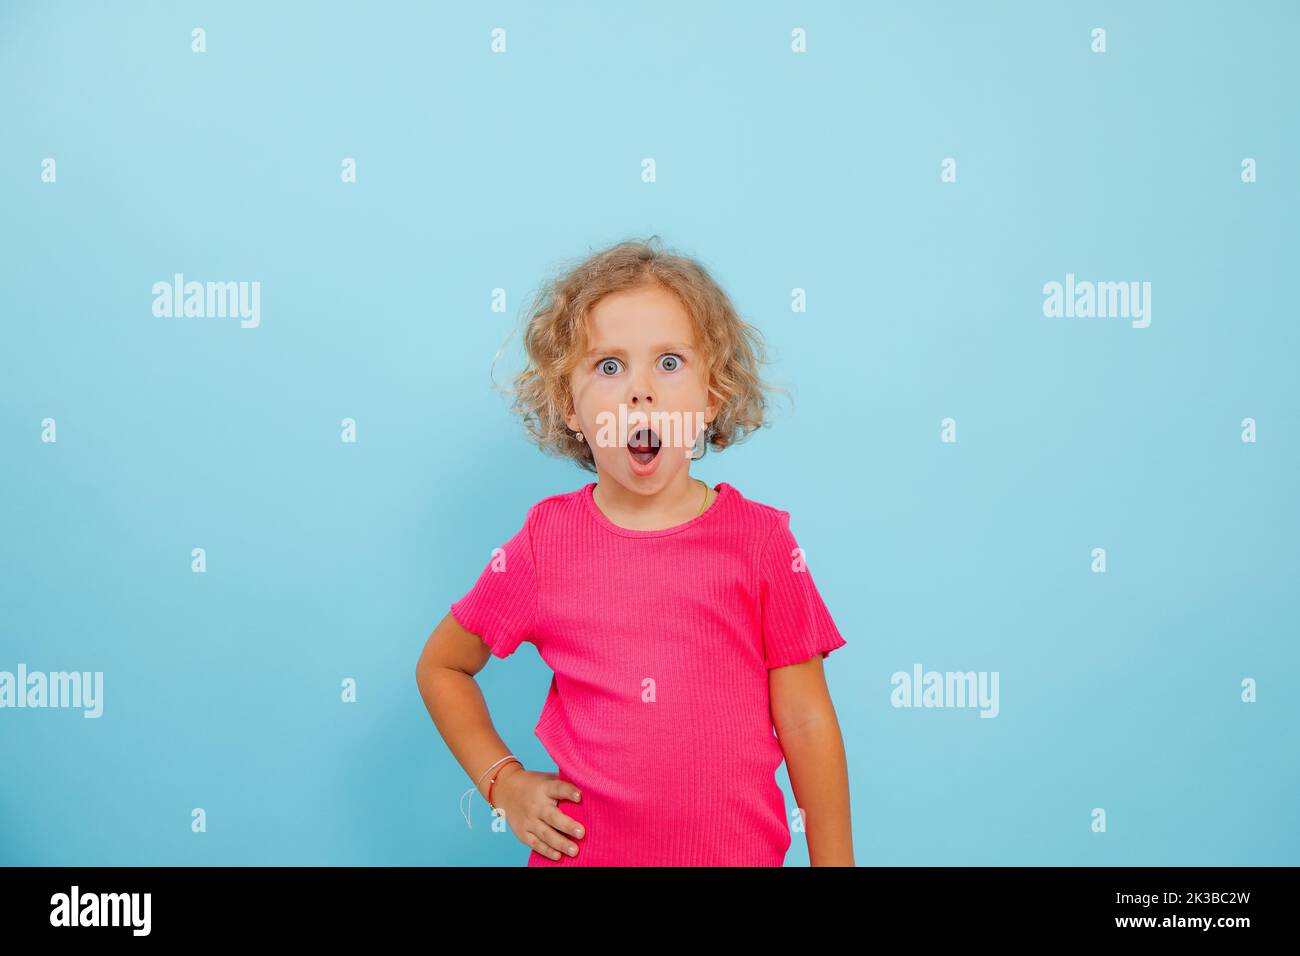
458;753;522;829
487;758;523;811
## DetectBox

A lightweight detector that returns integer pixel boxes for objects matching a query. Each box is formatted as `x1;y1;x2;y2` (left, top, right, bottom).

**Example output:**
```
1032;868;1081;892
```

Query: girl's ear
562;393;580;433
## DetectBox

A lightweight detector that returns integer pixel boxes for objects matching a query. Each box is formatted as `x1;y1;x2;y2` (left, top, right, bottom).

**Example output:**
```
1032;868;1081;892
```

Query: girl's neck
591;472;713;532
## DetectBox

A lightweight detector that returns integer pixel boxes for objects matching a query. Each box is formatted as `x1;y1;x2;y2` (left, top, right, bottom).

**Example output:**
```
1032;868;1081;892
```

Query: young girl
415;238;853;866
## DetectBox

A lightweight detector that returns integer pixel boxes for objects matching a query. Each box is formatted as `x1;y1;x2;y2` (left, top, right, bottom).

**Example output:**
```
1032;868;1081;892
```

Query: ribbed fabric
449;480;846;866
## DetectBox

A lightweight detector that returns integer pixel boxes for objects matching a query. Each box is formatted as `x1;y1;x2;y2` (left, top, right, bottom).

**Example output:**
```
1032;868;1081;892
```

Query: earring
574;431;584;443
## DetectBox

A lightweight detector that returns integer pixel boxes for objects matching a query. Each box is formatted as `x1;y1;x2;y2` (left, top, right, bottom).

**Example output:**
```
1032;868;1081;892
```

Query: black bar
0;865;1284;940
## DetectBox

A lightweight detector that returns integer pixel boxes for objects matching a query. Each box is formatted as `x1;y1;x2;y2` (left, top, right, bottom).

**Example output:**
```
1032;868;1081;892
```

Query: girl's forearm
780;719;854;866
416;664;524;799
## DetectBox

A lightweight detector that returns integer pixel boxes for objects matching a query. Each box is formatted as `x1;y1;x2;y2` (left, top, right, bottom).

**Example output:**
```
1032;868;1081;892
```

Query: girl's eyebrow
585;343;695;358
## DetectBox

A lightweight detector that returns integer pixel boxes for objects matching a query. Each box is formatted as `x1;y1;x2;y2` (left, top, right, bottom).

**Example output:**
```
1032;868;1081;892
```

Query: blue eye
594;354;683;375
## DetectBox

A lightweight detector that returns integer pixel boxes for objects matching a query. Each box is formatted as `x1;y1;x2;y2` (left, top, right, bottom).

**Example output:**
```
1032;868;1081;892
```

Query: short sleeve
449;509;538;659
758;511;847;669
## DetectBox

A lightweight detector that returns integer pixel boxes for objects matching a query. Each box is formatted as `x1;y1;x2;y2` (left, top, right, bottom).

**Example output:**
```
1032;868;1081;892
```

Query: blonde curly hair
495;236;787;474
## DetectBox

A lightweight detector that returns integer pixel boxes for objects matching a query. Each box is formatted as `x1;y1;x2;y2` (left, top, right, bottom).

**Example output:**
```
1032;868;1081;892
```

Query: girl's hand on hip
494;766;584;861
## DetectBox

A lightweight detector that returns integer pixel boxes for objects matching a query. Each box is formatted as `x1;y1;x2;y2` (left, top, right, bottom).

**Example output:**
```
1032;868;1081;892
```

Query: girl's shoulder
719;481;792;527
513;484;589;532
530;484;589;511
698;482;798;550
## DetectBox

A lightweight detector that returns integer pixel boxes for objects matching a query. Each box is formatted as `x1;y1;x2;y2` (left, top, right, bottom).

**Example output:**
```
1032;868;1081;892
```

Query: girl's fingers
530;821;579;860
547;779;582;803
541;804;584;841
522;830;562;861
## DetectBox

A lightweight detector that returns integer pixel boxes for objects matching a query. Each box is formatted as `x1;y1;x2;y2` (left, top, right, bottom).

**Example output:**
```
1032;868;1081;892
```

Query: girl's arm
415;612;527;802
415;612;586;860
769;656;854;866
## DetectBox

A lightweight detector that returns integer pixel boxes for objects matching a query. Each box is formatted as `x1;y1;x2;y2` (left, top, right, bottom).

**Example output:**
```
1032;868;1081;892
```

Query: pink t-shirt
449;480;846;866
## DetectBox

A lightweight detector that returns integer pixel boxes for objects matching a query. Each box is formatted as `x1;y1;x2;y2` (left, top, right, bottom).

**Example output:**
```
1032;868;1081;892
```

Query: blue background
1;1;1296;865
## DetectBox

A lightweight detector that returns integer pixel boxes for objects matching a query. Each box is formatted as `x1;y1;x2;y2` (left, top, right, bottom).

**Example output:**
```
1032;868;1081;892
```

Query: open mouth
627;426;661;465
